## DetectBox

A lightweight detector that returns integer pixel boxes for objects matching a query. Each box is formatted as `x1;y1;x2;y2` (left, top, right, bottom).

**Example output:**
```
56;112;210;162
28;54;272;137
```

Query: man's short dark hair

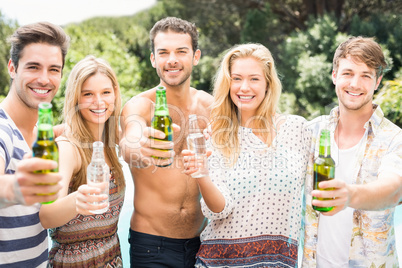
8;21;70;72
150;17;199;54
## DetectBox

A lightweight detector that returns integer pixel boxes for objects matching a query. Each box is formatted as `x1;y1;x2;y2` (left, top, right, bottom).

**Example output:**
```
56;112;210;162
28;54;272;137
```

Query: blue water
117;159;133;267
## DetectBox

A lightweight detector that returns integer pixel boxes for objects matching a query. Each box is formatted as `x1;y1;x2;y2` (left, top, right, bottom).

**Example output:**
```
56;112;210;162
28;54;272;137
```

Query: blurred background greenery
0;0;401;126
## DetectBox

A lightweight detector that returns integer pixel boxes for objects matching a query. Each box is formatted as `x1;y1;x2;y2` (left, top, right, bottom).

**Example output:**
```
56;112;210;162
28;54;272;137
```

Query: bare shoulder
53;123;66;139
56;136;82;173
190;87;214;108
121;88;156;119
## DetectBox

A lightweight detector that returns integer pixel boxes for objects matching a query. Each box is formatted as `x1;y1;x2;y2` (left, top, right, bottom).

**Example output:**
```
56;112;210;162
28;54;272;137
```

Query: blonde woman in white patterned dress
183;43;311;267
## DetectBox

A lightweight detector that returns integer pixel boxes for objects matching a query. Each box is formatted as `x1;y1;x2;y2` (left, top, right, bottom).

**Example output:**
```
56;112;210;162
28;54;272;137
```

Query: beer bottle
187;114;208;178
313;129;335;212
151;86;173;167
32;102;59;204
87;141;110;214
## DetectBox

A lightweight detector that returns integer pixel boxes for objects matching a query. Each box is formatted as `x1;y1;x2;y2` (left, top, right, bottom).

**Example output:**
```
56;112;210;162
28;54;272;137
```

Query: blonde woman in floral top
303;37;402;267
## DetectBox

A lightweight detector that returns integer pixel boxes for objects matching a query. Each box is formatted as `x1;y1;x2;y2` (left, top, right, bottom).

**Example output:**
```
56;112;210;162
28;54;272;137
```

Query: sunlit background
0;1;401;267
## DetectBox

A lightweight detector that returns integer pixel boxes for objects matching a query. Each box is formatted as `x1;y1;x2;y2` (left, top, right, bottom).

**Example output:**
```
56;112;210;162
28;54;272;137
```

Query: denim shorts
129;229;201;268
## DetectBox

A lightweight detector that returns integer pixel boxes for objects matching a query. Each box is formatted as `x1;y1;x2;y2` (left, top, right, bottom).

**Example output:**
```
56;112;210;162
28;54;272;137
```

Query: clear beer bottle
187;114;208;178
87;141;110;214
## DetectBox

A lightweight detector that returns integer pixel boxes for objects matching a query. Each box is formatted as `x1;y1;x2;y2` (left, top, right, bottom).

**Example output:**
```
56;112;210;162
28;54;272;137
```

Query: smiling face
333;55;382;113
150;30;200;88
8;43;63;109
229;57;267;125
78;72;116;129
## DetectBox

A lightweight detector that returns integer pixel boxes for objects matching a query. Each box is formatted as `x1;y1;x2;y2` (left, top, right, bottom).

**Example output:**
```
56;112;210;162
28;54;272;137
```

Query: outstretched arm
0;155;62;208
39;140;107;228
182;149;225;213
119;96;177;168
312;171;402;216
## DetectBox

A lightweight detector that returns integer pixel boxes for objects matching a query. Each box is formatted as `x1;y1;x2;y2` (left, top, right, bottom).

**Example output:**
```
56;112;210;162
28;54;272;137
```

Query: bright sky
0;0;157;26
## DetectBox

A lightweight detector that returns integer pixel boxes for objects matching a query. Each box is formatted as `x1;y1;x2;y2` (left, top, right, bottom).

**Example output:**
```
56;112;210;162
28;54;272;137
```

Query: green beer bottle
313;129;335;212
151;86;173;167
32;102;59;204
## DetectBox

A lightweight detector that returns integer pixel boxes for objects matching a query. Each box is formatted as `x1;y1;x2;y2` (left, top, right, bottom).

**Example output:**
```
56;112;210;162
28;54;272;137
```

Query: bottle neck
318;130;331;157
319;144;331;157
91;142;105;161
188;115;201;134
37;108;54;140
155;90;169;116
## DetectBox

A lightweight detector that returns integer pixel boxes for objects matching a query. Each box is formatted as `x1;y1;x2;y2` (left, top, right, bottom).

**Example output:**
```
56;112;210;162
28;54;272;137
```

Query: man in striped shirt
0;22;69;267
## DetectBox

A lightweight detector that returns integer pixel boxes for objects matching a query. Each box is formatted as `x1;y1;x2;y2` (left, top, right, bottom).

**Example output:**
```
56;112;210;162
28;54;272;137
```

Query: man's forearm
349;172;402;210
120;137;147;168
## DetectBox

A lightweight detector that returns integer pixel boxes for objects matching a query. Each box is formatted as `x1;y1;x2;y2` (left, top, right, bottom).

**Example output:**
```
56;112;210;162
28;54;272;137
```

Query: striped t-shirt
0;108;48;268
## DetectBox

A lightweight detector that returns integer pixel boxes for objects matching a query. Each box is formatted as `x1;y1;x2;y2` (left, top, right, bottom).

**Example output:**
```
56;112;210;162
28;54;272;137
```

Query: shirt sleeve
200;149;235;220
378;132;402;177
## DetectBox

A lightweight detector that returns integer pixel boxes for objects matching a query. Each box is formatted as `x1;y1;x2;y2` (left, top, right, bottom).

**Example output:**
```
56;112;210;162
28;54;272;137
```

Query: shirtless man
120;17;213;267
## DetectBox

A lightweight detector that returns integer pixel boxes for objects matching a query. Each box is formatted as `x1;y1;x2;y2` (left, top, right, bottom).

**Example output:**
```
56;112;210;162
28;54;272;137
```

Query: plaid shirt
302;104;402;267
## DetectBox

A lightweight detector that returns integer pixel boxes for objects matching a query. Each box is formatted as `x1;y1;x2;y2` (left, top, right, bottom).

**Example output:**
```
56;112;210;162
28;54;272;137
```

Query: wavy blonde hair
62;55;124;192
210;43;282;163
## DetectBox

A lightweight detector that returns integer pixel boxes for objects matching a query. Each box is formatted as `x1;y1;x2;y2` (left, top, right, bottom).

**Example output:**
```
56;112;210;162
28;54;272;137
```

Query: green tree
0;12;17;96
374;80;402;127
49;23;144;122
277;15;345;116
349;13;402;80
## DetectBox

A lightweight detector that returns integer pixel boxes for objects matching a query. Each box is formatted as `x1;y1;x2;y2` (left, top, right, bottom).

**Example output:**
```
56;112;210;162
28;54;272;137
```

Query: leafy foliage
349;12;402;80
374;80;402;127
0;12;17;96
277;15;345;116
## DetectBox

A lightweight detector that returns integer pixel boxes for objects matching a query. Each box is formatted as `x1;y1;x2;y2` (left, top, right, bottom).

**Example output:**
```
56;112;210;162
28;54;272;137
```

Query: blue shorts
129;229;201;268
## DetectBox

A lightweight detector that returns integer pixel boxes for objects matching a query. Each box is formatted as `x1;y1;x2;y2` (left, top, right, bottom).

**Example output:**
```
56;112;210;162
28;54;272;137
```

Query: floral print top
303;105;402;267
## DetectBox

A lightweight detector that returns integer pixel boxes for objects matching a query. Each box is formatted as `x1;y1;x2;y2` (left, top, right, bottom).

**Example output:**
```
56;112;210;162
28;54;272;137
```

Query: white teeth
239;96;253;100
91;109;107;114
167;70;179;73
33;89;49;94
348;92;361;96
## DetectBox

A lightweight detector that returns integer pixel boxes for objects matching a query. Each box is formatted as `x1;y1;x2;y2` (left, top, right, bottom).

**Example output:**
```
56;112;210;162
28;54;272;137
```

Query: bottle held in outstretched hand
32;102;59;204
151;86;173;167
87;141;110;214
313;129;335;212
187;114;209;178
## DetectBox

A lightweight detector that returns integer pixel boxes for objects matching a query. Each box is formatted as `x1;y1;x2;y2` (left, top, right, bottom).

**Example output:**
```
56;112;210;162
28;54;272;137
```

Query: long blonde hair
210;43;282;163
62;55;124;192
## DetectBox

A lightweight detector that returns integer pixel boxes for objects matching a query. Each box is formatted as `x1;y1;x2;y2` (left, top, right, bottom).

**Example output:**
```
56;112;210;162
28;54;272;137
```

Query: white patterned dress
196;115;311;268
